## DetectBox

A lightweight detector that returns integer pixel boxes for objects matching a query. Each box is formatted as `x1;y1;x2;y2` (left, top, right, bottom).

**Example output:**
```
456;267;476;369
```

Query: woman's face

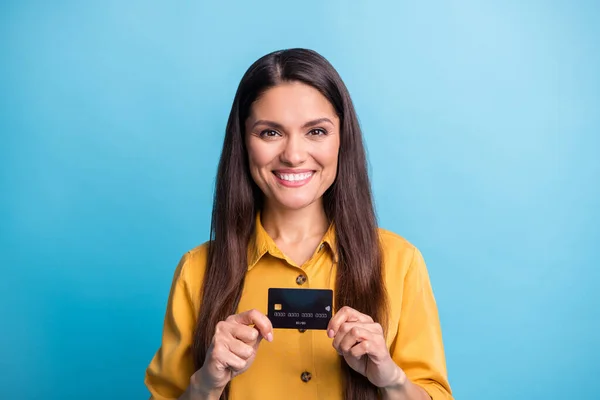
245;81;341;211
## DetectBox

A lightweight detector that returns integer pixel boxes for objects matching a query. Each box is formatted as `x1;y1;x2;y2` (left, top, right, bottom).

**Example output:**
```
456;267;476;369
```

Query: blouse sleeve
145;253;197;400
390;247;453;399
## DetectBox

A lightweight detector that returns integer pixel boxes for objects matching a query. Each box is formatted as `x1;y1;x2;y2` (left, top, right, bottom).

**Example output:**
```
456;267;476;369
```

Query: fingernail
267;332;273;342
328;329;334;338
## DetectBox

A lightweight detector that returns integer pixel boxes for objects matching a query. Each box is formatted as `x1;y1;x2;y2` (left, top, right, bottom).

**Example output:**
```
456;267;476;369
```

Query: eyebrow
251;117;335;131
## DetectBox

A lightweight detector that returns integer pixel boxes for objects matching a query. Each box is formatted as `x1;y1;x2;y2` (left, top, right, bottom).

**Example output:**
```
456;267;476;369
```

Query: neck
261;200;329;244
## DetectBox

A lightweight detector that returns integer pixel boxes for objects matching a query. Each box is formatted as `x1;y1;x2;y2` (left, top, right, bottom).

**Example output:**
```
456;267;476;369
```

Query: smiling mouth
273;171;315;182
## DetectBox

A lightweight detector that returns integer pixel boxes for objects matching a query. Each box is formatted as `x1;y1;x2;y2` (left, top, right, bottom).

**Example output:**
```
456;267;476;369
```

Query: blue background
1;1;598;399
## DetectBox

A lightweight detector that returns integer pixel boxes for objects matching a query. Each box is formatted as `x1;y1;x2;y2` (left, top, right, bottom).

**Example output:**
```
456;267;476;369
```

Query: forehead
248;82;338;126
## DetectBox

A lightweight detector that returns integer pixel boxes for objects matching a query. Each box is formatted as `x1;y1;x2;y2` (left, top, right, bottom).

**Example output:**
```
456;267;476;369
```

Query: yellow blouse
145;216;453;399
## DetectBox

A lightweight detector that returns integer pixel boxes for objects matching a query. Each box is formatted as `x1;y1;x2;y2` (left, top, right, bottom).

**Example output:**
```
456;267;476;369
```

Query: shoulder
181;241;211;267
377;228;424;276
173;241;211;298
378;228;415;250
377;228;417;258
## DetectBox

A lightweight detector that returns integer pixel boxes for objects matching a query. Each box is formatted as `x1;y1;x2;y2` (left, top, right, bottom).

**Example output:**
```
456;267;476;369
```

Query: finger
348;340;373;360
332;322;382;351
342;331;388;362
212;343;247;372
228;309;274;342
349;336;389;362
327;306;373;338
338;326;371;355
230;324;260;344
224;353;247;372
226;338;255;360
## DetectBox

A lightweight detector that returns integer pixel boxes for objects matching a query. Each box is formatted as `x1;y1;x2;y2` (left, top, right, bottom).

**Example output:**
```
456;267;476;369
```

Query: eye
308;128;328;136
259;129;281;138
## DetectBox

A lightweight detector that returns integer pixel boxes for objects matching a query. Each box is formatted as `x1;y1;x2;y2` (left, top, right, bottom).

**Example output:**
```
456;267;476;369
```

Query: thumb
252;332;265;350
230;309;274;342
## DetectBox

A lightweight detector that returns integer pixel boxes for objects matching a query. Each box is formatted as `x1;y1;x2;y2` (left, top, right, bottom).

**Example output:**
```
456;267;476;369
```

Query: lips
272;170;315;187
273;171;314;182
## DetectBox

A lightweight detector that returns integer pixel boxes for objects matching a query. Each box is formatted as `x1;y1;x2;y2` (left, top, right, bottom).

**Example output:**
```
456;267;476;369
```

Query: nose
280;134;306;166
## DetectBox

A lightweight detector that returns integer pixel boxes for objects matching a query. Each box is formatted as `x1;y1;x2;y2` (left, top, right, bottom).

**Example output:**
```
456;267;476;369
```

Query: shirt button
301;371;312;382
296;274;307;285
319;243;325;251
298;328;307;333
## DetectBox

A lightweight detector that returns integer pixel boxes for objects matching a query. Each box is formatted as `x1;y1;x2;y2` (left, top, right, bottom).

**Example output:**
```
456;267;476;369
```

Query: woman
145;48;453;400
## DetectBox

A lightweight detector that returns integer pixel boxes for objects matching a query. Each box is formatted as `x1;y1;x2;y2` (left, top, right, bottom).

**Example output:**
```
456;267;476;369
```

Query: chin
273;195;319;211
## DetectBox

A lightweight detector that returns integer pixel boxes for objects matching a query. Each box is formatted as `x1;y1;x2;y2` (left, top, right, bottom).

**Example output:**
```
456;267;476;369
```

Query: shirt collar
247;212;338;270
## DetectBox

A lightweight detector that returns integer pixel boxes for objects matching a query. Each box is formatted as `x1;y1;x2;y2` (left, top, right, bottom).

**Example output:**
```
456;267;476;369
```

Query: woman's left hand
327;306;405;389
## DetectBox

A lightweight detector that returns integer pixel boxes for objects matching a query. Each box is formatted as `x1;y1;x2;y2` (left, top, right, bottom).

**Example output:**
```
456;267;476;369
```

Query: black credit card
267;288;333;330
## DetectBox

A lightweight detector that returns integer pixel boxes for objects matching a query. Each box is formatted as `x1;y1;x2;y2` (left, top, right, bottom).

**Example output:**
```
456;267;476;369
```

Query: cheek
247;141;274;173
316;141;340;173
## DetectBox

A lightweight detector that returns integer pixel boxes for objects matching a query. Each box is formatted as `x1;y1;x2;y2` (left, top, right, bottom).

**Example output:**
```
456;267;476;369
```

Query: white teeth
276;172;313;182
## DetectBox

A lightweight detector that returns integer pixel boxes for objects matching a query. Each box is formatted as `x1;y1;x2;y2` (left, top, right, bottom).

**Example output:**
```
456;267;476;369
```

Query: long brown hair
192;48;387;400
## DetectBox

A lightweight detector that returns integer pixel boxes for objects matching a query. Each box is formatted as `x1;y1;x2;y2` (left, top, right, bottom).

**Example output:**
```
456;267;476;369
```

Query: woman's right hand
189;309;274;398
